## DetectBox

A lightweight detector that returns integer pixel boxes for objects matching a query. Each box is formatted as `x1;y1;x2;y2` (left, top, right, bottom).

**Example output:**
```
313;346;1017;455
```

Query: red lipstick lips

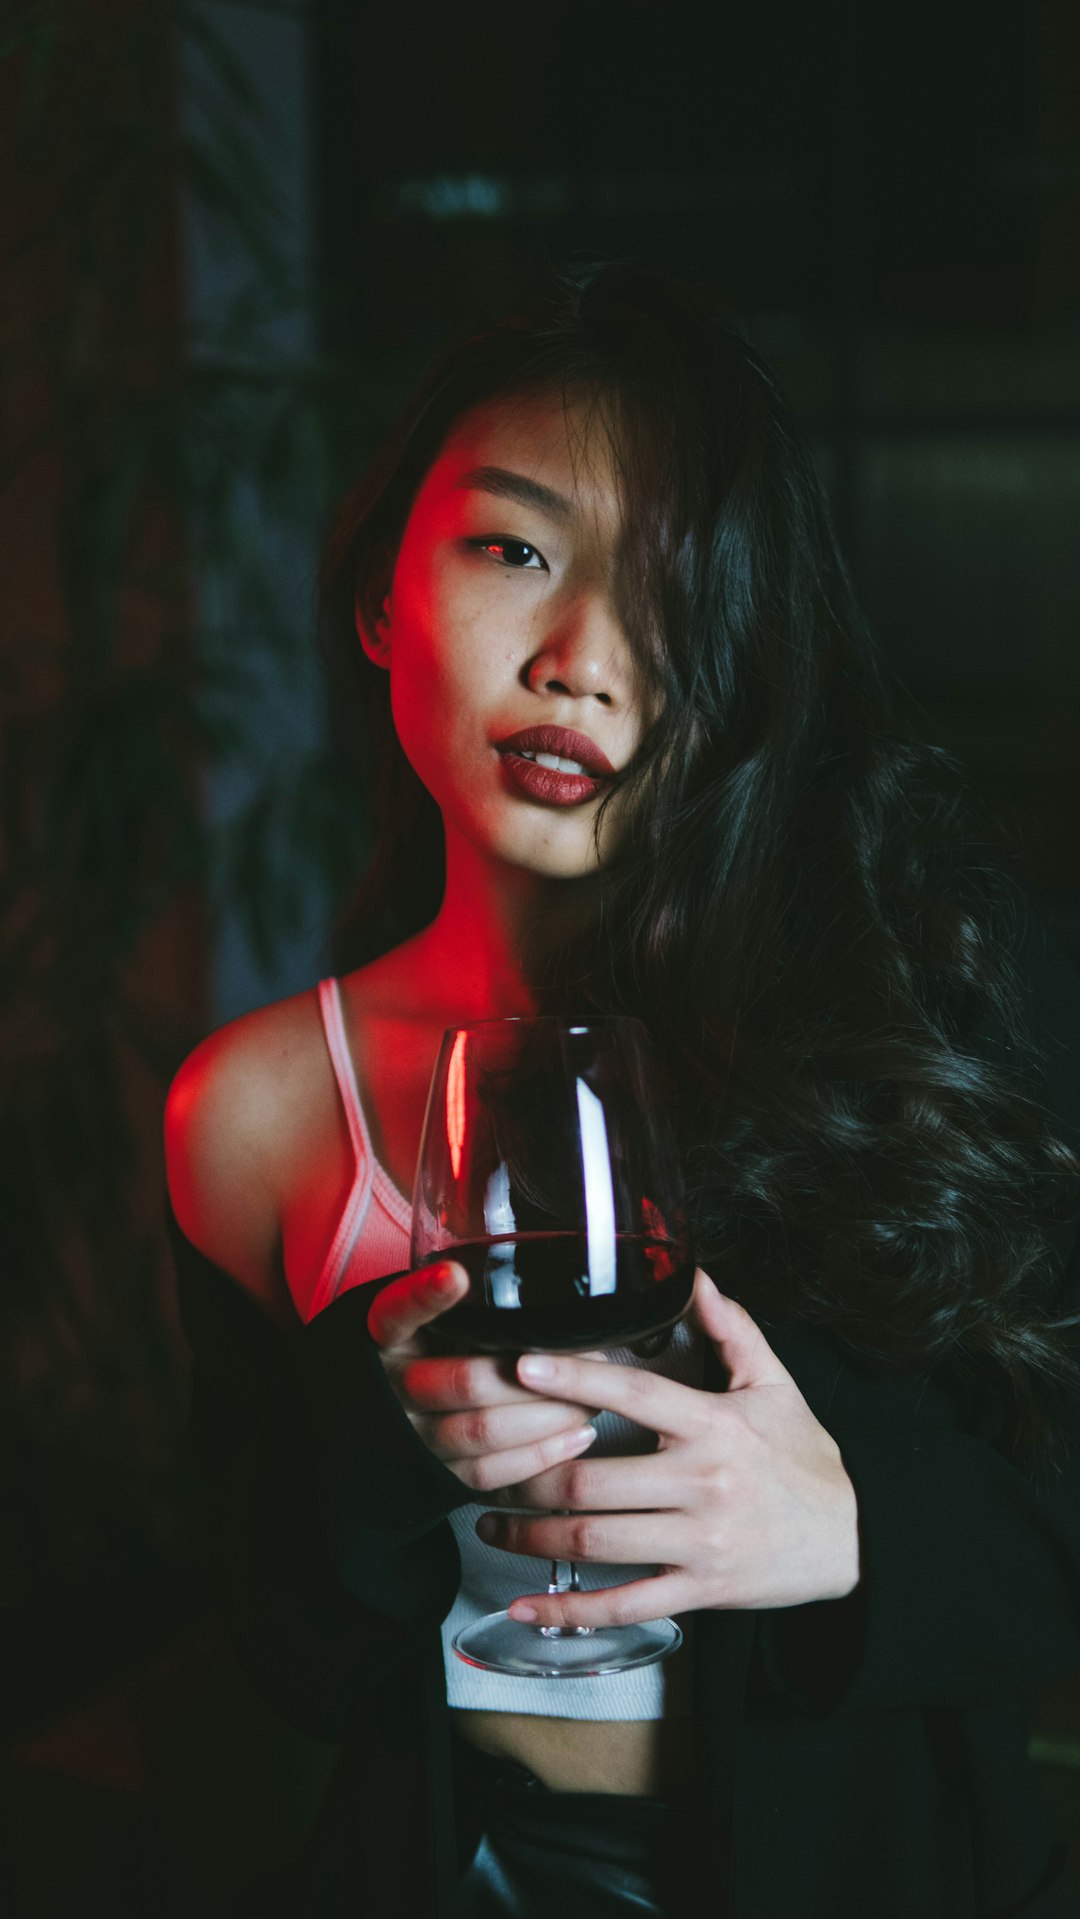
495;724;616;807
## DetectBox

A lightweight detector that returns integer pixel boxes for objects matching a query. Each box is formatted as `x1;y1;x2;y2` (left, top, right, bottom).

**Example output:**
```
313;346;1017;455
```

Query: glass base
452;1608;682;1677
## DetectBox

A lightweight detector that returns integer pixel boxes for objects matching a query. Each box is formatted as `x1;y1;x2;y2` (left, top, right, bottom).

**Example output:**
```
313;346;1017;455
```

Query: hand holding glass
409;1015;694;1677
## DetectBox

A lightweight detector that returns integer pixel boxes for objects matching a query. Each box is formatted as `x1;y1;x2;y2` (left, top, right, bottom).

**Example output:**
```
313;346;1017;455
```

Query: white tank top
307;977;703;1719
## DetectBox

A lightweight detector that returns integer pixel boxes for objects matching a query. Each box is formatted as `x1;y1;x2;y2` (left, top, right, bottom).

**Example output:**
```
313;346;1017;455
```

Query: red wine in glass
417;1230;694;1355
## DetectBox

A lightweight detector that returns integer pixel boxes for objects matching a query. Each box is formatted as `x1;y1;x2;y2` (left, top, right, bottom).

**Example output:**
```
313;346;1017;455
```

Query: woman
165;262;1080;1917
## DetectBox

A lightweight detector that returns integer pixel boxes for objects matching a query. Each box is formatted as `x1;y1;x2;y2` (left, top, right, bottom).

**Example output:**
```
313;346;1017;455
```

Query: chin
479;832;601;882
451;796;615;880
495;849;598;882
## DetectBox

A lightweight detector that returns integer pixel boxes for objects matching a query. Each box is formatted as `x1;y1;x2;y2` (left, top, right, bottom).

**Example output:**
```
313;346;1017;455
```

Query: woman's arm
753;1287;1080;1716
170;1206;472;1739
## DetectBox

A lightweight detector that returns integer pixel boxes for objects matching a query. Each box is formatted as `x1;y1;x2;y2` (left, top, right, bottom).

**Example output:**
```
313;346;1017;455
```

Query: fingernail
434;1263;462;1292
475;1514;497;1541
509;1602;537;1621
565;1424;597;1451
519;1355;555;1381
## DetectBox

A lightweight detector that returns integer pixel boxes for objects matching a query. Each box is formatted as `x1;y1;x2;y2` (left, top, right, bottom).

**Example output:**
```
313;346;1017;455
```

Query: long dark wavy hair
319;260;1080;1466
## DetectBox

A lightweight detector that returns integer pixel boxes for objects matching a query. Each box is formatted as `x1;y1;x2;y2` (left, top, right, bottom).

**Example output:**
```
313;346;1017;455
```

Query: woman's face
359;389;649;881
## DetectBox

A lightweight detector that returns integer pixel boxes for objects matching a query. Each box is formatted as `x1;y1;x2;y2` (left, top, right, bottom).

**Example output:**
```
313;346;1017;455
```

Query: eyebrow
453;464;574;524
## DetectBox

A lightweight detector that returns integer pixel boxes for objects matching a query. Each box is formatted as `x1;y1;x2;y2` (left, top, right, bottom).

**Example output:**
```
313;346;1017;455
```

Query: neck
414;827;599;1022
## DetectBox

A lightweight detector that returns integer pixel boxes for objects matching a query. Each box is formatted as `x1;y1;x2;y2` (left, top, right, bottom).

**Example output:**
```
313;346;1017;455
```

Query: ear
354;553;394;669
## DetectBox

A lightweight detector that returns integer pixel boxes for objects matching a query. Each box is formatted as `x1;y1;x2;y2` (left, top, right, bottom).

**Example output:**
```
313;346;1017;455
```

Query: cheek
392;569;509;722
388;656;445;783
387;598;485;790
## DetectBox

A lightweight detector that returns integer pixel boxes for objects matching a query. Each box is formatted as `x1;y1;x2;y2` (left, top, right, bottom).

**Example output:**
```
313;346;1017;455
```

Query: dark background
2;0;1079;1908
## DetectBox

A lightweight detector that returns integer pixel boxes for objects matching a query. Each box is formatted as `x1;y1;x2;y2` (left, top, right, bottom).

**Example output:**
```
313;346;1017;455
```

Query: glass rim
436;1013;650;1042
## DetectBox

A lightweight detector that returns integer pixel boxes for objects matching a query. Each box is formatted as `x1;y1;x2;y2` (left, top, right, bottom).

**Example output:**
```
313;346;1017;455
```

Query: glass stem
540;1512;590;1638
547;1557;581;1597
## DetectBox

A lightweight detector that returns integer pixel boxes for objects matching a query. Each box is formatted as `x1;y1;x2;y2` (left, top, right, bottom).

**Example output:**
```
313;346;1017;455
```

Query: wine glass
410;1015;694;1678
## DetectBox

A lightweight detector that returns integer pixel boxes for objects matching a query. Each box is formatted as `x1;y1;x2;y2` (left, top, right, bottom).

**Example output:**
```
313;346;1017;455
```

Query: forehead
421;389;625;532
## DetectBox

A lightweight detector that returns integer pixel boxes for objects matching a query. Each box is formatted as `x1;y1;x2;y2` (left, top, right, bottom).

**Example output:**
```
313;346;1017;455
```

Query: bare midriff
451;1708;696;1796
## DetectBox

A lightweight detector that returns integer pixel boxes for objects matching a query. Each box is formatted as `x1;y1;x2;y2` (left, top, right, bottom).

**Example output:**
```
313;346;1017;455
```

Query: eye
469;536;546;571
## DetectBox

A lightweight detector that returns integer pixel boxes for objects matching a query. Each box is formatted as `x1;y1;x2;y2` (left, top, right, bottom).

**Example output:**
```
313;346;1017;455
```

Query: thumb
689;1268;790;1391
366;1260;468;1350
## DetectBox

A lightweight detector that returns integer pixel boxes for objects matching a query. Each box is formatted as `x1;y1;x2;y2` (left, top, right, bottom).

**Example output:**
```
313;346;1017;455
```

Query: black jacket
167;896;1080;1917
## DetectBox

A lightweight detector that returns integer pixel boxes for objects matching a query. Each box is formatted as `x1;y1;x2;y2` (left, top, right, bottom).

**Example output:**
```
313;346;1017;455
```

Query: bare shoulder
164;986;326;1324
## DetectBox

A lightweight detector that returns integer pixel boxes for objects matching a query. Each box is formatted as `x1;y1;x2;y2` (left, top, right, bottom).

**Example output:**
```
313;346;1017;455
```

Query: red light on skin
447;1030;468;1179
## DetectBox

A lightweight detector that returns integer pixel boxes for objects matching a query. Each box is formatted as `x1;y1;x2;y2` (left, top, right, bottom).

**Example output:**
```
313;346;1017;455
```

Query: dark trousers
450;1726;702;1918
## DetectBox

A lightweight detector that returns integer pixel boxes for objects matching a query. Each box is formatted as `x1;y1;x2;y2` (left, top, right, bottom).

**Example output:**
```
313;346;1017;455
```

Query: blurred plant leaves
0;0;380;1613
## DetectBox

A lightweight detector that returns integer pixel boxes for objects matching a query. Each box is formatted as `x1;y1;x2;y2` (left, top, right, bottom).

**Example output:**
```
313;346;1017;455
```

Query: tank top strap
317;976;374;1167
309;977;378;1318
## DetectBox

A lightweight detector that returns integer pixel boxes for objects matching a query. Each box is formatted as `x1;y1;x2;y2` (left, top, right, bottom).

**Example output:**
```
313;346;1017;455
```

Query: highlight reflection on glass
576;1077;617;1296
446;1029;468;1180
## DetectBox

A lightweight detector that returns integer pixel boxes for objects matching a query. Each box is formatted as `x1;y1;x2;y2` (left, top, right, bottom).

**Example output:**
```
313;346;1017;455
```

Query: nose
524;590;633;712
